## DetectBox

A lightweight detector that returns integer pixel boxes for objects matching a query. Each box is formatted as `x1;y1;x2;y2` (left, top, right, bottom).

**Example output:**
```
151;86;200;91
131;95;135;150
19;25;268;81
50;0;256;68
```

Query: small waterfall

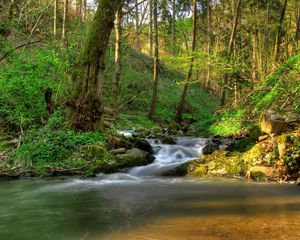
128;137;209;176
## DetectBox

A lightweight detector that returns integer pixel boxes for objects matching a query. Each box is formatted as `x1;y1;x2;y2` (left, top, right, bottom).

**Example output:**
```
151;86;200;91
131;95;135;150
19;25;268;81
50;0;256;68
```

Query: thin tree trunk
172;0;176;56
62;0;68;44
114;4;122;96
252;26;259;84
83;0;87;21
274;0;288;66
263;0;270;78
175;0;197;123
148;0;159;119
76;0;82;20
220;0;241;107
68;0;121;130
206;0;212;89
295;2;300;50
149;0;153;57
54;0;58;37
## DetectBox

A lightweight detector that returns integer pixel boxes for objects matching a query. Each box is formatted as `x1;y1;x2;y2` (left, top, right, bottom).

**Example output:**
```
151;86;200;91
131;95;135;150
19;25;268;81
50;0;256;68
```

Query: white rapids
128;137;209;176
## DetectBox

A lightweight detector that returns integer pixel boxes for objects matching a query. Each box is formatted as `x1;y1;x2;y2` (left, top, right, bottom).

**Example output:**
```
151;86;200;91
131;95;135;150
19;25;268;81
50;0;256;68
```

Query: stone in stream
116;148;155;168
202;143;219;155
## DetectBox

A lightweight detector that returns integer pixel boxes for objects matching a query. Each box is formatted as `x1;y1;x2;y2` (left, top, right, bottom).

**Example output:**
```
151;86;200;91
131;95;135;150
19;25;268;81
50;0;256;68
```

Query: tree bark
54;0;58;37
175;0;197;123
273;0;288;66
83;0;87;21
252;26;259;84
220;0;241;107
206;0;211;89
149;0;153;57
62;0;68;43
114;4;123;96
68;0;121;130
295;2;300;50
148;0;159;119
172;0;176;56
76;0;82;20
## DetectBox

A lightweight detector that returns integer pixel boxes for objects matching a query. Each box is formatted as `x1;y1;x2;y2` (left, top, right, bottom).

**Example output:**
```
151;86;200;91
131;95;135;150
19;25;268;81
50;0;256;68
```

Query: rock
277;134;289;159
161;136;176;145
258;135;269;142
109;148;127;154
129;137;153;154
115;148;155;169
247;166;274;181
260;110;290;135
82;145;108;160
202;143;219;155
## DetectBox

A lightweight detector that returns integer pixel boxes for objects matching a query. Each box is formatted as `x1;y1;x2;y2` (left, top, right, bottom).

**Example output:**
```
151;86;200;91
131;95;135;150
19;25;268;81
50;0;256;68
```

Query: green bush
0;47;67;132
8;112;107;170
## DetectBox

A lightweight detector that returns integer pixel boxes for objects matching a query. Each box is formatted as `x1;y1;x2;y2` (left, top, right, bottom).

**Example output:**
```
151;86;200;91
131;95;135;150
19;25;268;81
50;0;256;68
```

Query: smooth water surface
0;177;299;240
1;137;299;240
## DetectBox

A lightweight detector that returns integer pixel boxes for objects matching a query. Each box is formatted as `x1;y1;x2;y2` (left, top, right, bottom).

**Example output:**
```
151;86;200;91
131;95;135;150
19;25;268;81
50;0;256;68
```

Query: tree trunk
83;0;87;21
252;26;259;84
149;0;153;57
54;0;58;37
263;0;270;78
172;0;176;56
68;0;121;130
175;0;197;123
273;0;288;66
76;0;82;20
220;0;241;107
148;0;159;119
295;2;300;50
114;4;122;96
206;0;211;89
62;0;68;43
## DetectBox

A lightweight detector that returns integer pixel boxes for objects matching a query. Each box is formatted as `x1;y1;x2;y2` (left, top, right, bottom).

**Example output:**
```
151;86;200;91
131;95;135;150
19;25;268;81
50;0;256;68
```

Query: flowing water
0;137;300;240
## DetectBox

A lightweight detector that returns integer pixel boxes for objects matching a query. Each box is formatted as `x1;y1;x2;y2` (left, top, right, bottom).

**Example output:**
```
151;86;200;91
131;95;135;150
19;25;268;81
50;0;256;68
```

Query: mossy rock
82;144;108;160
161;136;176;145
128;137;153;153
247;166;274;181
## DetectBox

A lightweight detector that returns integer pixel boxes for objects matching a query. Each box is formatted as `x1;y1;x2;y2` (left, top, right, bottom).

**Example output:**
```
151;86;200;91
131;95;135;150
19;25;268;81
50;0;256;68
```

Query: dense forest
0;0;299;181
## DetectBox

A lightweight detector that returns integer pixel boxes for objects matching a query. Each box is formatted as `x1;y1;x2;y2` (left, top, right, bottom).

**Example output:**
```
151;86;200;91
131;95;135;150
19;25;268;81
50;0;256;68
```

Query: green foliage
0;47;67;132
8;112;107;171
208;54;300;136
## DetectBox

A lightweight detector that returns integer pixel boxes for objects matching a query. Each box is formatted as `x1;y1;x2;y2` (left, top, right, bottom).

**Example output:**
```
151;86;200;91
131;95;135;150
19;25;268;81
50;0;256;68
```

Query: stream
0;137;299;240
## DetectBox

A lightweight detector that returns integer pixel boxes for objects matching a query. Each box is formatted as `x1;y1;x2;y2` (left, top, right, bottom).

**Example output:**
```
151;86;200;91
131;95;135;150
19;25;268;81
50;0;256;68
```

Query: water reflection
0;178;299;240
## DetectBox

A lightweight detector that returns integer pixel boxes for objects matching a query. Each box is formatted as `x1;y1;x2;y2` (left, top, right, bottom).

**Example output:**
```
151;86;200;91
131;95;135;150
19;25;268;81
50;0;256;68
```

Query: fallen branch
0;40;42;62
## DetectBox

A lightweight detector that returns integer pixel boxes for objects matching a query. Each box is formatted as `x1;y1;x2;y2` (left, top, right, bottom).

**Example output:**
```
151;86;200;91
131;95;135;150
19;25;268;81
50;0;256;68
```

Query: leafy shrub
0;47;67;132
8;112;107;170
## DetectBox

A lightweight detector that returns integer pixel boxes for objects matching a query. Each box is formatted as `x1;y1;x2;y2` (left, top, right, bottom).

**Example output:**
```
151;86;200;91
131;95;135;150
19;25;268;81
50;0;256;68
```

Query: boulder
116;148;155;168
260;110;290;135
246;166;274;181
161;136;176;145
129;137;153;154
202;143;219;155
109;148;127;154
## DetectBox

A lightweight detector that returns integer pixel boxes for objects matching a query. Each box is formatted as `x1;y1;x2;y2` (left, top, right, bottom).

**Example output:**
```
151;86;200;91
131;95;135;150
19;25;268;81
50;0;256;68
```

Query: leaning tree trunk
148;0;159;119
68;0;121;130
175;0;197;123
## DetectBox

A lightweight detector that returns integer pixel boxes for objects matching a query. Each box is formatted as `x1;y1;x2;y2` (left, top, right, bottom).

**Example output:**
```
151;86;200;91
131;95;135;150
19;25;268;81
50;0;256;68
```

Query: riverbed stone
202;143;219;155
